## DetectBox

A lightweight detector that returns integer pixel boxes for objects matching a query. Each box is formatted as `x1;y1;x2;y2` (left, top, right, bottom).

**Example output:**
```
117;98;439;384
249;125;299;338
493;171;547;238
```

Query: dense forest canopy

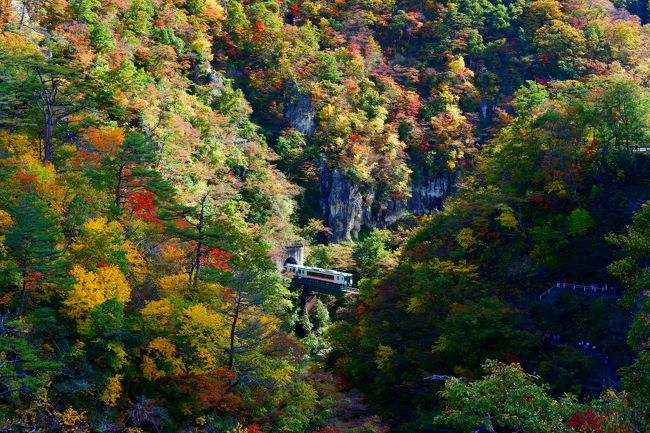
0;0;649;432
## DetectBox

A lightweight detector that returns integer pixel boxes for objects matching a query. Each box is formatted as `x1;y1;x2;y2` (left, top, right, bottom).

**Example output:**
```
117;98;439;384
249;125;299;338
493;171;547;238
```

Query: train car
284;263;353;288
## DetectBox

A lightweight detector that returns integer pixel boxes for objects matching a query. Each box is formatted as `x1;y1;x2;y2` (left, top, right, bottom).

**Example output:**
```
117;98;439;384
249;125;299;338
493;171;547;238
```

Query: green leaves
438;360;580;433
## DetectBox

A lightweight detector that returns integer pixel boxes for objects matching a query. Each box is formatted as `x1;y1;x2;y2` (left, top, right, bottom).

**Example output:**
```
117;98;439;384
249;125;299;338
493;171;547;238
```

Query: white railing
539;283;615;302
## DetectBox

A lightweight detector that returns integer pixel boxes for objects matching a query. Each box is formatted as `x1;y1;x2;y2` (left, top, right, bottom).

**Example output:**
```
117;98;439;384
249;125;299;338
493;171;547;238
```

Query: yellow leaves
142;337;185;380
58;407;90;433
157;273;191;297
0;131;37;159
190;31;213;61
406;296;424;314
180;304;228;341
268;360;296;387
448;56;466;74
606;20;640;61
178;304;230;372
107;342;129;370
496;204;519;231
159;244;187;273
100;374;123;407
375;344;395;372
0;209;13;232
0;31;41;56
544;179;567;198
83;217;118;234
319;103;336;120
70;218;144;280
63;265;131;319
456;227;478;250
202;0;226;21
141;299;173;320
124;240;147;283
149;337;177;359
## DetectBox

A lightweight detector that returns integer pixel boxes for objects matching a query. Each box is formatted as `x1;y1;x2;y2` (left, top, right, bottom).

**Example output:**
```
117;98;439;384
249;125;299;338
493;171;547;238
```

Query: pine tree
3;193;64;315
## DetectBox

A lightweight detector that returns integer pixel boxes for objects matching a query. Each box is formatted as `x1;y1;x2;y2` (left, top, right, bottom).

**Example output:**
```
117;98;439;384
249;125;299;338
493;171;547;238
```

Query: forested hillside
0;0;649;432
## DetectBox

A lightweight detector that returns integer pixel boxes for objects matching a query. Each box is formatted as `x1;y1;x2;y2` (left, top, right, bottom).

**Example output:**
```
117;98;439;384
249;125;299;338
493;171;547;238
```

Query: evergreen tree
3;193;64;315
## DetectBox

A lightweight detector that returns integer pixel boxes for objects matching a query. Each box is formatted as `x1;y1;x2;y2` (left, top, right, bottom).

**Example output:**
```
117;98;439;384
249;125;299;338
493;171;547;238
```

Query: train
284;263;353;288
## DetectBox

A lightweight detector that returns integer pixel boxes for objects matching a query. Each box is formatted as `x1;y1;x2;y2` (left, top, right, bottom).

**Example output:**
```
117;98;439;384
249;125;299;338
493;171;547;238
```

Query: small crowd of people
542;333;600;353
578;341;597;351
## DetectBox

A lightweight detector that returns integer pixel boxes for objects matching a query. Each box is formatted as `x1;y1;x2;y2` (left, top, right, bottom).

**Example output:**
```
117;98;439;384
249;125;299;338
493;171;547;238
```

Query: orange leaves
204;248;232;271
15;169;38;184
82;126;125;156
174;368;240;412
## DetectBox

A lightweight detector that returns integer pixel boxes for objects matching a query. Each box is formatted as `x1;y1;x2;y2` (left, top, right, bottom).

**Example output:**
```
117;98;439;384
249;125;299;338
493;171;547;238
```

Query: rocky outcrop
319;161;454;242
284;86;316;138
283;89;455;241
407;175;451;215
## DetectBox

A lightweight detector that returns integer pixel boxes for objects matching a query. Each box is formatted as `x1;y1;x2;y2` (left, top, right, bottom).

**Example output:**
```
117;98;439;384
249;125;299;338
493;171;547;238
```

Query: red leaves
174;368;240;412
404;92;422;116
204;248;232;270
251;21;266;33
127;190;159;223
247;425;264;433
348;134;363;142
530;194;545;204
567;408;603;432
96;261;110;268
15;170;37;183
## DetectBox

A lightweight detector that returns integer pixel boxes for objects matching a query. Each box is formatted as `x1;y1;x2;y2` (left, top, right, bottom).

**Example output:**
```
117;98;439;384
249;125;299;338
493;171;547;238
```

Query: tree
607;201;650;429
218;269;281;372
0;51;92;162
0;311;61;419
438;360;580;433
3;193;63;315
587;74;650;161
159;193;227;284
353;229;395;276
95;130;166;212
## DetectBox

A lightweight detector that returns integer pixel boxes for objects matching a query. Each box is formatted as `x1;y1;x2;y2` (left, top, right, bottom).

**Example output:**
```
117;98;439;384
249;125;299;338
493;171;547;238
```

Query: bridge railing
539;283;616;302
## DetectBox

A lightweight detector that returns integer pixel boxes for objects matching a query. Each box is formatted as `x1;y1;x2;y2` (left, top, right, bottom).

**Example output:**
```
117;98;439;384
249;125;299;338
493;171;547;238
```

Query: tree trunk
192;196;207;283
228;289;241;371
18;248;29;317
115;163;124;207
42;113;53;162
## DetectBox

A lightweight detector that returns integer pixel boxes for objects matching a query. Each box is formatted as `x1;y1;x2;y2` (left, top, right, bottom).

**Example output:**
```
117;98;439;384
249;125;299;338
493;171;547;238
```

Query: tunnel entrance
284;257;298;266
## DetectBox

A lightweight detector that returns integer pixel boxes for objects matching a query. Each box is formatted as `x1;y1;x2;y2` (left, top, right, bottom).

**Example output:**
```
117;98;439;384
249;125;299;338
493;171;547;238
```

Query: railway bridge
274;243;357;323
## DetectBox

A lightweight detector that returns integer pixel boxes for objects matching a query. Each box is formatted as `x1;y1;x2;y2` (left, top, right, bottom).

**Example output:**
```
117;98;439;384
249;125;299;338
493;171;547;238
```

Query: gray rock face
407;175;451;215
283;90;454;241
320;166;367;242
319;161;454;242
284;87;316;138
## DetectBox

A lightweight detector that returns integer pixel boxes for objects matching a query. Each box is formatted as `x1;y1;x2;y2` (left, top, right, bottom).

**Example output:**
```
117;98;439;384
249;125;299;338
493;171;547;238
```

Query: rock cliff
319;163;454;241
286;90;455;241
